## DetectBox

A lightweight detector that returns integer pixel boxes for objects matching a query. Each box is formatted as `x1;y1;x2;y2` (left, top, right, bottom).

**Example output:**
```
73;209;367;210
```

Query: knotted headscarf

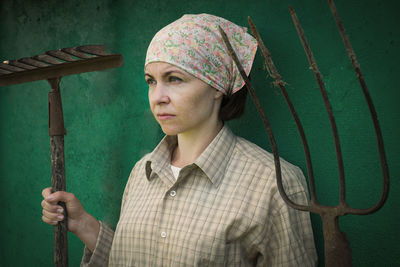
145;14;257;95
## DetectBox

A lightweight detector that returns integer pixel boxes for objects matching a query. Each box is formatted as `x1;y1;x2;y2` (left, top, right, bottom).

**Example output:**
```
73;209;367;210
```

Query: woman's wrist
74;212;100;252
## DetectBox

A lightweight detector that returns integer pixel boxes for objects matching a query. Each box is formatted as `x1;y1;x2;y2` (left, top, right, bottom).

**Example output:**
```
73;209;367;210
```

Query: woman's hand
41;187;84;233
41;187;100;252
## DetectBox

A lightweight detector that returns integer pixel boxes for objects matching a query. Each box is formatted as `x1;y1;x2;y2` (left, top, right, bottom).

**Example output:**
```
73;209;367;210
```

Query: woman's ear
214;89;224;100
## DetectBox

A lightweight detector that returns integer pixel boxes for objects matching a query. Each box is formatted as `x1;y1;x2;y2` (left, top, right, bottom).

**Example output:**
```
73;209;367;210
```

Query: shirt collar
145;134;177;183
145;124;236;187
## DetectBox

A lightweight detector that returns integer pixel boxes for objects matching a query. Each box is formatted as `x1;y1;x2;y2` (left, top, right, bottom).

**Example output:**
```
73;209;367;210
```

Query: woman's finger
41;199;63;213
43;190;76;205
42;208;64;222
41;187;52;199
42;215;58;226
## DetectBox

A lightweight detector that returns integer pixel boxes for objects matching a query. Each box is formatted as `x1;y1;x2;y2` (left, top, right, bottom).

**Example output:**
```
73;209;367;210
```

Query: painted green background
0;0;399;266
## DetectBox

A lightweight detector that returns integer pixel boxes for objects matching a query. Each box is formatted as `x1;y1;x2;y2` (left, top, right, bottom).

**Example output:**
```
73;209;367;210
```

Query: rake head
219;0;389;266
0;45;122;87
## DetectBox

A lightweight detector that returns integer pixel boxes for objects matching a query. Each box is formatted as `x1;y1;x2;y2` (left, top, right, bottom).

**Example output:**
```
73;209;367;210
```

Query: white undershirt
171;165;182;180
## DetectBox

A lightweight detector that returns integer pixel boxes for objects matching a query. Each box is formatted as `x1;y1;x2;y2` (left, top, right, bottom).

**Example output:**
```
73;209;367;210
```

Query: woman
41;14;317;266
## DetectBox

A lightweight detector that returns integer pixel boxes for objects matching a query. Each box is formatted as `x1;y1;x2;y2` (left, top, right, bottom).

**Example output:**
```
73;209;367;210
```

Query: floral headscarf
145;14;257;95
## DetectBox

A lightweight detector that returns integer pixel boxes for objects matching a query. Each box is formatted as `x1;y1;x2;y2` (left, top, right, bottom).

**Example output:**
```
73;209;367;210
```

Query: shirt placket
153;168;181;266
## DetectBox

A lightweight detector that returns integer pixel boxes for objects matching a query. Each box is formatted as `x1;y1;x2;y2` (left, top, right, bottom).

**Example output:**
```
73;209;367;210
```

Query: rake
219;0;389;266
0;45;123;267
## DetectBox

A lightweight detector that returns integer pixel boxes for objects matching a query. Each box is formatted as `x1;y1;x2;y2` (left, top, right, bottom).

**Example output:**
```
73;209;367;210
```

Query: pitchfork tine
247;17;318;206
219;26;281;208
289;6;348;206
218;26;312;212
327;0;389;215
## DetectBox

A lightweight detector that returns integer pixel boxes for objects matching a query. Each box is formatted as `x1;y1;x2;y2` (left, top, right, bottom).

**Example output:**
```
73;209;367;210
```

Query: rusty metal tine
247;17;318;205
0;62;24;72
218;26;311;212
328;0;389;215
76;45;107;56
289;6;347;206
0;69;11;74
33;54;63;65
61;47;92;59
19;58;49;68
46;50;77;62
8;60;36;70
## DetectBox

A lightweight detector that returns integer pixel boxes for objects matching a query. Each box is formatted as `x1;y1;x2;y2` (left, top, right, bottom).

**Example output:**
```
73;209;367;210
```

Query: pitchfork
219;0;389;266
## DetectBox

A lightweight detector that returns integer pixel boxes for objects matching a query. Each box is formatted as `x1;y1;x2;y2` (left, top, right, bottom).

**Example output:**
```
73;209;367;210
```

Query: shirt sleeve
250;166;318;266
258;190;318;267
80;161;140;266
80;221;115;267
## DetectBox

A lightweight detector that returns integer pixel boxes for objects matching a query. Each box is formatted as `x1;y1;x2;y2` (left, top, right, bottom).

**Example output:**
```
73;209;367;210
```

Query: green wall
1;0;399;266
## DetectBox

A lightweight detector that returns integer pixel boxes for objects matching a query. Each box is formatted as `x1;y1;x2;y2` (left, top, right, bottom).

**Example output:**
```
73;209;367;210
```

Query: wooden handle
51;136;68;267
49;78;68;267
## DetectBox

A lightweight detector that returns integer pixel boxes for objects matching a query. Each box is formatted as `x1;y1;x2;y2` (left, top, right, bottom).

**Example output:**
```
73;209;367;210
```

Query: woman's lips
157;113;175;120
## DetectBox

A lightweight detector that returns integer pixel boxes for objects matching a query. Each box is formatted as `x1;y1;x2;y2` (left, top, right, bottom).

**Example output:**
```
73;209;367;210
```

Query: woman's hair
219;83;248;121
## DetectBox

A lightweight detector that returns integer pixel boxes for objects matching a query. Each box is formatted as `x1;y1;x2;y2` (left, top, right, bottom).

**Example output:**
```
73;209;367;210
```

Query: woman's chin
159;125;181;136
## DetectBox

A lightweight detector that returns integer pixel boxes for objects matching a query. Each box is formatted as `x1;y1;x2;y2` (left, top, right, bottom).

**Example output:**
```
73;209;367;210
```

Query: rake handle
48;77;68;267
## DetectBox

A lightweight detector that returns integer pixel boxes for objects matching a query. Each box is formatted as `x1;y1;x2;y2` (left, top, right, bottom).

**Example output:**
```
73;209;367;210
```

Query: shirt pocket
171;228;227;266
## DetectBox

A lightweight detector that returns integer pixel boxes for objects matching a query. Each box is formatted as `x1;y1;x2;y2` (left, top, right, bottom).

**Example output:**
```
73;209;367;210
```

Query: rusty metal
0;45;122;87
218;27;283;207
327;0;390;215
0;45;123;267
219;0;389;265
48;78;66;136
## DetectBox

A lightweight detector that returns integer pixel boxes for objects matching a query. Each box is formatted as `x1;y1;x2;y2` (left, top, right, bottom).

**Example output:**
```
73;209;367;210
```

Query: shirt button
170;190;176;197
161;231;167;238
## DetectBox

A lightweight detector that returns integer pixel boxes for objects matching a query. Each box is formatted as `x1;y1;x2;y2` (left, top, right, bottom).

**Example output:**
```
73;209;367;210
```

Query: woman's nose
149;82;170;105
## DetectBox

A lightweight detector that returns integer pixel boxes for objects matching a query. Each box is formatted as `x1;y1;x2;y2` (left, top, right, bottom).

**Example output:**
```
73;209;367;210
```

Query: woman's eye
169;76;182;83
146;78;156;85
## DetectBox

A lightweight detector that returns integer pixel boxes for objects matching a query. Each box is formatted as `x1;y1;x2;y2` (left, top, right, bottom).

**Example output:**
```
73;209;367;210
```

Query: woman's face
145;62;223;136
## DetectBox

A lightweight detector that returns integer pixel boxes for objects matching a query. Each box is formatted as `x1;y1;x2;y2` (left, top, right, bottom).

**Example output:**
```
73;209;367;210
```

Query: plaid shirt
81;125;317;266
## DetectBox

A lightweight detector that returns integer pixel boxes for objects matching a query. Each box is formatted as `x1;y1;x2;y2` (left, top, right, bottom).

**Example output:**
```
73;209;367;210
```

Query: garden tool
0;45;123;267
219;0;389;266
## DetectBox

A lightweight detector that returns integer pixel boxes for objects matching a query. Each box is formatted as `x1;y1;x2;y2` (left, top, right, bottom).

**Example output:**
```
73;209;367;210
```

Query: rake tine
327;0;389;215
46;50;78;62
0;69;11;74
247;17;318;206
218;26;310;211
0;62;25;72
61;47;92;59
289;6;348;207
76;45;107;56
19;58;49;68
8;60;36;70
